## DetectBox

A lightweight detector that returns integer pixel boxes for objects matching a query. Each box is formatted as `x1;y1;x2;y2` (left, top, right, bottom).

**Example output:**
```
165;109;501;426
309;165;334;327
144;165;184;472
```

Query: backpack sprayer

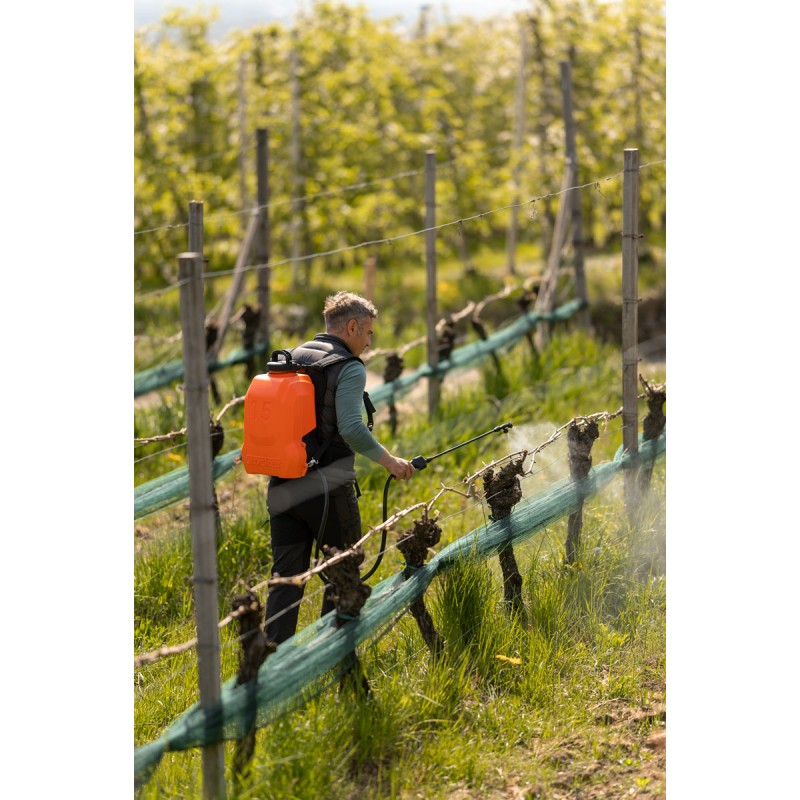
360;421;513;580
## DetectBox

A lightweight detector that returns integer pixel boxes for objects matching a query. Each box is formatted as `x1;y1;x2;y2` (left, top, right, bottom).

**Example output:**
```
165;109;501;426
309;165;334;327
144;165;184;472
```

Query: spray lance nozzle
408;421;514;471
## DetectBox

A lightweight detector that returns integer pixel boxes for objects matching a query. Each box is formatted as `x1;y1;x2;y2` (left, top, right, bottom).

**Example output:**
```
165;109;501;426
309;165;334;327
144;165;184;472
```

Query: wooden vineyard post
210;212;258;360
529;13;555;258
506;20;528;277
187;200;220;407
236;304;262;381
256;128;271;356
622;148;641;522
178;252;226;800
289;34;303;290
534;166;572;350
559;60;590;329
189;199;204;261
364;253;377;303
565;420;600;564
425;150;440;419
237;55;248;232
534;59;591;346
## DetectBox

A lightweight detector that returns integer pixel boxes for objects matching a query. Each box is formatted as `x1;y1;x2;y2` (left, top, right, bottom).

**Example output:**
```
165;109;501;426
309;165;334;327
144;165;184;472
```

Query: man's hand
378;450;416;481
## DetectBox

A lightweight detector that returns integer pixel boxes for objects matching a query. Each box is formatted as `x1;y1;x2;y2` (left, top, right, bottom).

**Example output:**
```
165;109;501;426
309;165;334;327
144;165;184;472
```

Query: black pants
264;477;362;644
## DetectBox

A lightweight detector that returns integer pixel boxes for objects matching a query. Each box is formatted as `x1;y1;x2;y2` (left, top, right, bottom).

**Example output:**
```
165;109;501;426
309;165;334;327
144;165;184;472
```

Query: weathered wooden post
238;55;248;232
506;19;528;277
238;303;262;381
425;150;440;419
189;199;204;262
534;58;592;347
529;13;556;257
533;167;571;349
188;201;220;406
210;212;258;360
289;33;304;290
178;251;226;800
363;253;377;303
622;148;641;522
559;60;590;329
256;128;270;356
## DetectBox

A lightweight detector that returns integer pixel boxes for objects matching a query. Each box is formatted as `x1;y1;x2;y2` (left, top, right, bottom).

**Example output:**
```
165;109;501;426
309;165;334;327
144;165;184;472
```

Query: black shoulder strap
302;352;375;464
302;352;361;372
320;356;374;430
363;391;375;431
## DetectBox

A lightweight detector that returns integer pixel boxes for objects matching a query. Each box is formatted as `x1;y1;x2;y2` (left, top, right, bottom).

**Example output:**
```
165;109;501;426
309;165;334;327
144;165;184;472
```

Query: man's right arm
336;361;414;480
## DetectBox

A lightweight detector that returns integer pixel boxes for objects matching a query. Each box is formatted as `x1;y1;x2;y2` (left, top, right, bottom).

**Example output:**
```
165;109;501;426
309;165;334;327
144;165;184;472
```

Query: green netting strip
368;299;586;406
133;299;585;520
134;341;273;398
134;432;664;787
134;300;584;399
134;452;240;520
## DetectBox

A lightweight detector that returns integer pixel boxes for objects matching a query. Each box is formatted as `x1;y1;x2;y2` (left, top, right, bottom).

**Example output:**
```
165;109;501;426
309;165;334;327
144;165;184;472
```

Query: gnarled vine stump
483;456;526;619
396;510;444;656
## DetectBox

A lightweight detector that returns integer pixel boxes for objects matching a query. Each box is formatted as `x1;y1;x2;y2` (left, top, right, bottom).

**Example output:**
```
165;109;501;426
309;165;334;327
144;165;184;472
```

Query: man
264;291;415;645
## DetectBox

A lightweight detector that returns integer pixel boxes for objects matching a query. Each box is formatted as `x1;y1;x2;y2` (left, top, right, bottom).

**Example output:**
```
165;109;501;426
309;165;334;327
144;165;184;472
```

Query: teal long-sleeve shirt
335;360;384;462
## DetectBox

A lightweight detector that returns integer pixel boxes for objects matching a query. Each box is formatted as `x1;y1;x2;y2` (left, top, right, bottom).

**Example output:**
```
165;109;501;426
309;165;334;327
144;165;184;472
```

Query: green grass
135;466;665;798
134;332;666;800
134;240;666;798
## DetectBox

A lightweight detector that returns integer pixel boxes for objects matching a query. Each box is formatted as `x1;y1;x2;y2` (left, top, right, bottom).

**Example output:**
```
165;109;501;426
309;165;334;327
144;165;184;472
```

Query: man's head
323;291;378;356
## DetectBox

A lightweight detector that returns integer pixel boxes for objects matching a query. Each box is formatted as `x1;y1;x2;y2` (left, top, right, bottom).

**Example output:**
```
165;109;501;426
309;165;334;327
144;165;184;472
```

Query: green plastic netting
133;299;586;520
134;432;664;787
134;342;272;398
134;452;240;520
134;301;583;399
367;299;585;406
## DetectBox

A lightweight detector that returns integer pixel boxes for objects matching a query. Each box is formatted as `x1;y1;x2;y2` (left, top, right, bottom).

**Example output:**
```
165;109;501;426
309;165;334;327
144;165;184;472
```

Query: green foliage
134;526;195;646
134;0;665;295
135;503;271;650
134;389;187;485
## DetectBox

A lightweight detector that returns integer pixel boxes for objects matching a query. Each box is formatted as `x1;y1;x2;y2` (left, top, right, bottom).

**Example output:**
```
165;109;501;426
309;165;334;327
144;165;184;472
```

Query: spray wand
361;422;513;581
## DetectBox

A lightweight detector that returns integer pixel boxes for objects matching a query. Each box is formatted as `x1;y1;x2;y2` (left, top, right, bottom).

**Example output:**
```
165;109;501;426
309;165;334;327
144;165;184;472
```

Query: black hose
313;470;332;585
360;475;394;581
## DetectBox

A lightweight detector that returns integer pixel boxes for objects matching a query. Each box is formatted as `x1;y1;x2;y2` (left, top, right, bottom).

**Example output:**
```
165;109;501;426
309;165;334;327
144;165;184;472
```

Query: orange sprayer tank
241;352;317;478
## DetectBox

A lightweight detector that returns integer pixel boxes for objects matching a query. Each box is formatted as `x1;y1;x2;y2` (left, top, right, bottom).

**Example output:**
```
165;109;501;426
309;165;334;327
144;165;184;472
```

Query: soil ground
440;694;666;799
